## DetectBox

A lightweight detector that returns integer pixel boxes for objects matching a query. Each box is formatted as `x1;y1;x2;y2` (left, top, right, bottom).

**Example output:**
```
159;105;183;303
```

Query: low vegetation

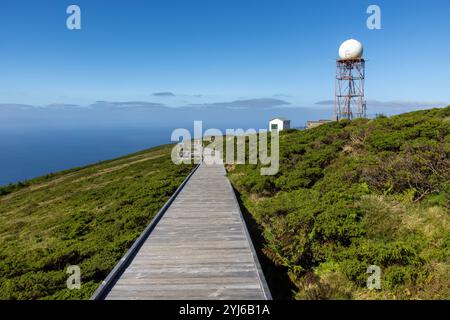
0;144;194;299
1;107;448;300
225;106;450;299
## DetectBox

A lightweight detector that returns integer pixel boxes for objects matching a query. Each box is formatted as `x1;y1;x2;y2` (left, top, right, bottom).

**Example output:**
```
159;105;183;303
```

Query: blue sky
1;0;449;184
0;0;449;107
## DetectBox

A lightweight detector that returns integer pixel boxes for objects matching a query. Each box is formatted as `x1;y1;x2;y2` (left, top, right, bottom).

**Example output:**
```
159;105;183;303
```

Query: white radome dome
339;39;363;60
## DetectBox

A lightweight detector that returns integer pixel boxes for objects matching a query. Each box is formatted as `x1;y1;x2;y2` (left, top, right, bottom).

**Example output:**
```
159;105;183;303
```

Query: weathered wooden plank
102;158;271;300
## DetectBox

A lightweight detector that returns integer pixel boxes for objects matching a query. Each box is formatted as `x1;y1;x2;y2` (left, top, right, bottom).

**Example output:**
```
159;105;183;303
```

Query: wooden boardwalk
96;158;271;300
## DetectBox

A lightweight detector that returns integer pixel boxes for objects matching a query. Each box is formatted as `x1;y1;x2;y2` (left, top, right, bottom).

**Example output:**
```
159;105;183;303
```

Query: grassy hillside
226;107;450;299
0;144;194;299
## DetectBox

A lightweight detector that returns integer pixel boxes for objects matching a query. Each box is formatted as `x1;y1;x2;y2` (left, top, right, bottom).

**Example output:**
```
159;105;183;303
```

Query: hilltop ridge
226;106;450;299
0;144;194;299
0;107;448;300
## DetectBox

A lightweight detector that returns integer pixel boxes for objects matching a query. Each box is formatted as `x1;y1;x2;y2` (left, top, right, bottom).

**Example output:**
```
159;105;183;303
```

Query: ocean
0;104;337;185
0;127;173;186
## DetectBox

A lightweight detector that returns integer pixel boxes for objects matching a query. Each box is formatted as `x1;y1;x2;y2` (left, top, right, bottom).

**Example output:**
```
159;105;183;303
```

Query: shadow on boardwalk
231;186;297;300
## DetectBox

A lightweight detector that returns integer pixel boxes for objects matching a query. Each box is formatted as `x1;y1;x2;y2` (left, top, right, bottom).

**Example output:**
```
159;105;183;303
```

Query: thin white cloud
91;101;168;109
186;98;290;109
315;99;448;109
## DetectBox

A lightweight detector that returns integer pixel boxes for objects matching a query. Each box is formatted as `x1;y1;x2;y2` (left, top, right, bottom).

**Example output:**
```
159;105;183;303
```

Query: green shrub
0;144;194;299
227;106;450;299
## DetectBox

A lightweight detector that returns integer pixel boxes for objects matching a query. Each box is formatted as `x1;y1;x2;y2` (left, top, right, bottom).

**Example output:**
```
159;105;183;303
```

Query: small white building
269;118;291;132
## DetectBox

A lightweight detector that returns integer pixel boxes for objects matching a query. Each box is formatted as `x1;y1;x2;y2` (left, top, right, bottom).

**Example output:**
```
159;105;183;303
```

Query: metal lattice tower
334;58;366;120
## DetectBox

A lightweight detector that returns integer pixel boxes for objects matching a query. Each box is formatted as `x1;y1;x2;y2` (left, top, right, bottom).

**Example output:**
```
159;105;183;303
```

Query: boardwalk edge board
90;162;202;300
227;179;273;300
